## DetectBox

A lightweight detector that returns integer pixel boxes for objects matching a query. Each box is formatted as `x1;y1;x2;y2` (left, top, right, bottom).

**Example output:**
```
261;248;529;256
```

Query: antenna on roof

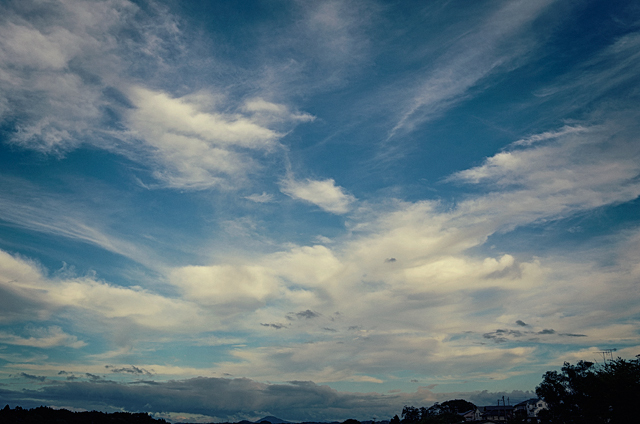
595;348;617;362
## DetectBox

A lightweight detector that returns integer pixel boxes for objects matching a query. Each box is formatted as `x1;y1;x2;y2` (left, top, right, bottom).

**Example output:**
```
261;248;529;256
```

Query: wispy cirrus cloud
534;32;640;110
255;0;376;97
0;176;161;269
389;0;556;137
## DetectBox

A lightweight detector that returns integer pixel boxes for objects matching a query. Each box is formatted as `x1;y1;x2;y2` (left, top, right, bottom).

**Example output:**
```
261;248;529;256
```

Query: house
480;405;514;421
458;408;481;422
514;398;548;421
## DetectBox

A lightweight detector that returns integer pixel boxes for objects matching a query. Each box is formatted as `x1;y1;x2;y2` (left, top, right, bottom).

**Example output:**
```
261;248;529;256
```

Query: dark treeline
0;405;167;424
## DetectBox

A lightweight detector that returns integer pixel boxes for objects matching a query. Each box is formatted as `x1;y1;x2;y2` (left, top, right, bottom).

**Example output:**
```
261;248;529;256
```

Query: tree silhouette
536;356;640;424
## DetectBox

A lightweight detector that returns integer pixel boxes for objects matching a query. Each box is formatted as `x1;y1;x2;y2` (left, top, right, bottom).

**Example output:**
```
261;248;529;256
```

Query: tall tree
536;356;640;424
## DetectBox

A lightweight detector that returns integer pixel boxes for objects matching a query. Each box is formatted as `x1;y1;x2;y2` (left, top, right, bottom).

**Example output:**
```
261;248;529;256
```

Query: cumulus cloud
150;116;640;380
188;114;640;382
169;264;279;310
280;178;356;214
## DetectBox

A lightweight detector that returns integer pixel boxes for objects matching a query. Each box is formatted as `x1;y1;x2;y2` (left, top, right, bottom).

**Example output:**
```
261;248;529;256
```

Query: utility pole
503;396;507;423
596;348;617;362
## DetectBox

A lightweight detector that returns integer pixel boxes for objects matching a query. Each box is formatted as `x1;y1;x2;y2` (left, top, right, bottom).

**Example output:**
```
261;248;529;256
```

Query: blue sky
1;0;639;422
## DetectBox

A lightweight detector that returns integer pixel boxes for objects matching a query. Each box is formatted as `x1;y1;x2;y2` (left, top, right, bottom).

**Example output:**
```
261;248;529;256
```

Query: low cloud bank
0;376;534;422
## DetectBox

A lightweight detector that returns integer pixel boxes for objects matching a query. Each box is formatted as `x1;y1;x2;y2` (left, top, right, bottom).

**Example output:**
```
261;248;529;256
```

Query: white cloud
0;22;82;70
280;178;356;214
129;88;279;150
0;249;210;333
245;192;275;203
0;0;137;153
169;264;279;309
243;98;315;124
208;115;640;382
2;112;638;386
510;125;589;147
0;326;86;349
126;87;283;189
448;117;640;231
270;245;345;295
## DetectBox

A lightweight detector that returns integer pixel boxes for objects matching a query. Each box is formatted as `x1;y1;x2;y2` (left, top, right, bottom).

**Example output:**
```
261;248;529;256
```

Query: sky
0;0;639;422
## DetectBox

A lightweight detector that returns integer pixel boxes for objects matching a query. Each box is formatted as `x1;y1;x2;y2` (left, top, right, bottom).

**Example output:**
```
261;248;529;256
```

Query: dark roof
483;405;514;411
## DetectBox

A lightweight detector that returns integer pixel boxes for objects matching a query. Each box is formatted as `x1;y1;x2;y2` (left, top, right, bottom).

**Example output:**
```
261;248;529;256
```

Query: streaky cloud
390;0;556;137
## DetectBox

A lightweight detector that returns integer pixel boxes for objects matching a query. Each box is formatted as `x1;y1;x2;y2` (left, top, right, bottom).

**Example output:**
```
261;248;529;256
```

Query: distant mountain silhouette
255;416;290;424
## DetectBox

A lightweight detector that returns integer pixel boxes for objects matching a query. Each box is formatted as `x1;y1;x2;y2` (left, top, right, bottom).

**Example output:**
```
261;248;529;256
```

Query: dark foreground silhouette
534;356;640;424
0;405;167;424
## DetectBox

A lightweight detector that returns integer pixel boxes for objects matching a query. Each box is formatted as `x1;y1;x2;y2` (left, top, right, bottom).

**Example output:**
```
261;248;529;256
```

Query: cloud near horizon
0;375;537;422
